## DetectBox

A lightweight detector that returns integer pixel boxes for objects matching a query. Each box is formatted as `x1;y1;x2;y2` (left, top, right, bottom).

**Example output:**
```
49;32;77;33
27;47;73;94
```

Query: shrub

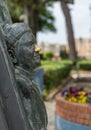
46;52;54;60
78;60;91;70
40;52;47;60
60;50;69;59
41;60;72;92
40;52;54;60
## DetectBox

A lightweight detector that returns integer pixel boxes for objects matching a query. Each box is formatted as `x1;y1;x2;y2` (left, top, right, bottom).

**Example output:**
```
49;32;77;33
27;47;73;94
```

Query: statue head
4;23;40;71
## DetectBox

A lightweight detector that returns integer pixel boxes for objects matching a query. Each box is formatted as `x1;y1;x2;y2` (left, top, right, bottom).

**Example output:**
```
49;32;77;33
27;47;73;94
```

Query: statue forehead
17;31;36;46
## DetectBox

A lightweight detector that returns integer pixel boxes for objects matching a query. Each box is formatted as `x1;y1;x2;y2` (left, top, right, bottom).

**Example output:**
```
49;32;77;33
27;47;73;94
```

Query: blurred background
7;0;91;129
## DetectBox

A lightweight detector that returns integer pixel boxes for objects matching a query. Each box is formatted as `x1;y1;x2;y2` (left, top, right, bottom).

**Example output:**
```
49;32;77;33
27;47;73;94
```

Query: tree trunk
23;0;38;38
61;1;77;61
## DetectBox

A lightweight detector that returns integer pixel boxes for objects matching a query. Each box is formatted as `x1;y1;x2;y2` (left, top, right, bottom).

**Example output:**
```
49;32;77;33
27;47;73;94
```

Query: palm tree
61;1;77;62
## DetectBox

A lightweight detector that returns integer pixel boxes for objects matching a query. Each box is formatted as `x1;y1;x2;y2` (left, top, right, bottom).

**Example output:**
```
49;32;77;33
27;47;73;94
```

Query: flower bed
55;85;91;130
61;86;91;104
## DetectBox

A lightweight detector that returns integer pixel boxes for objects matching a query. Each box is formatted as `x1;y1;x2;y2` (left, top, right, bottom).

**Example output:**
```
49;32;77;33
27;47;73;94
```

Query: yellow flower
78;95;85;99
78;91;86;96
77;100;82;103
68;97;77;103
68;98;72;102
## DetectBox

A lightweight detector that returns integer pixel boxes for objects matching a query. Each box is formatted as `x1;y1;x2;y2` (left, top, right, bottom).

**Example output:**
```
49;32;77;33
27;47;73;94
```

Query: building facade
39;38;91;60
39;43;66;57
66;38;91;59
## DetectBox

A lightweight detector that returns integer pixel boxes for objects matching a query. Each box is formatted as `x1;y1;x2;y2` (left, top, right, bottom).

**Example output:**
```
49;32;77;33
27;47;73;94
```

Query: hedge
40;52;54;60
41;60;72;91
78;60;91;70
41;60;72;66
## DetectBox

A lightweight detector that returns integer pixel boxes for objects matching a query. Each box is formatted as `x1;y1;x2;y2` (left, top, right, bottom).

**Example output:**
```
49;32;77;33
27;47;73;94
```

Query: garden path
45;100;55;130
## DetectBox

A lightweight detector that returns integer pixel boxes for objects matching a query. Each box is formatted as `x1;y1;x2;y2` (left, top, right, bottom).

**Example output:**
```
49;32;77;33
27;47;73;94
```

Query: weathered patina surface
4;23;48;130
0;0;48;130
0;28;32;130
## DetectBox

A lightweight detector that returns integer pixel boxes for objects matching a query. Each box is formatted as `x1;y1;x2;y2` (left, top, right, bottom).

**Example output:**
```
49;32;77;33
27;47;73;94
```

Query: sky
37;0;91;44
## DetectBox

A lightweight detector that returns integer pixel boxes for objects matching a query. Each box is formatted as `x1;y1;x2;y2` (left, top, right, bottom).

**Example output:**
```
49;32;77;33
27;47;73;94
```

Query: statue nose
35;45;41;53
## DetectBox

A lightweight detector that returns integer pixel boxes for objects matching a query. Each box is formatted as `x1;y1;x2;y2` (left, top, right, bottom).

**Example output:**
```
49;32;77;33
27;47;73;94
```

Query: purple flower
61;89;68;96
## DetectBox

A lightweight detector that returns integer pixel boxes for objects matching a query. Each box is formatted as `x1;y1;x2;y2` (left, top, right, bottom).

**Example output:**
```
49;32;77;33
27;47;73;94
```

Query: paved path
45;100;55;130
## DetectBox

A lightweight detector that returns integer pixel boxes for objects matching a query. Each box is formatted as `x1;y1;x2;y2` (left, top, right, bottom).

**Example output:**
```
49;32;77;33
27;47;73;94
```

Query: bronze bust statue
4;23;48;130
0;0;48;130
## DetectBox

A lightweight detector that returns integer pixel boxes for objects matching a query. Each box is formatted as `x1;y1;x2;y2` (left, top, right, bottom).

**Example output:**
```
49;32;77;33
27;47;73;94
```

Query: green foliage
40;53;47;60
40;52;54;60
7;0;56;32
60;50;69;59
41;60;72;92
78;60;91;70
47;52;54;59
38;3;56;32
7;0;23;22
41;60;72;66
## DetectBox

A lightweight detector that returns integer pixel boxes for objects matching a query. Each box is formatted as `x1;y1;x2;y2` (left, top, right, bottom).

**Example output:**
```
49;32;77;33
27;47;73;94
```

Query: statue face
16;31;40;70
4;23;40;70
